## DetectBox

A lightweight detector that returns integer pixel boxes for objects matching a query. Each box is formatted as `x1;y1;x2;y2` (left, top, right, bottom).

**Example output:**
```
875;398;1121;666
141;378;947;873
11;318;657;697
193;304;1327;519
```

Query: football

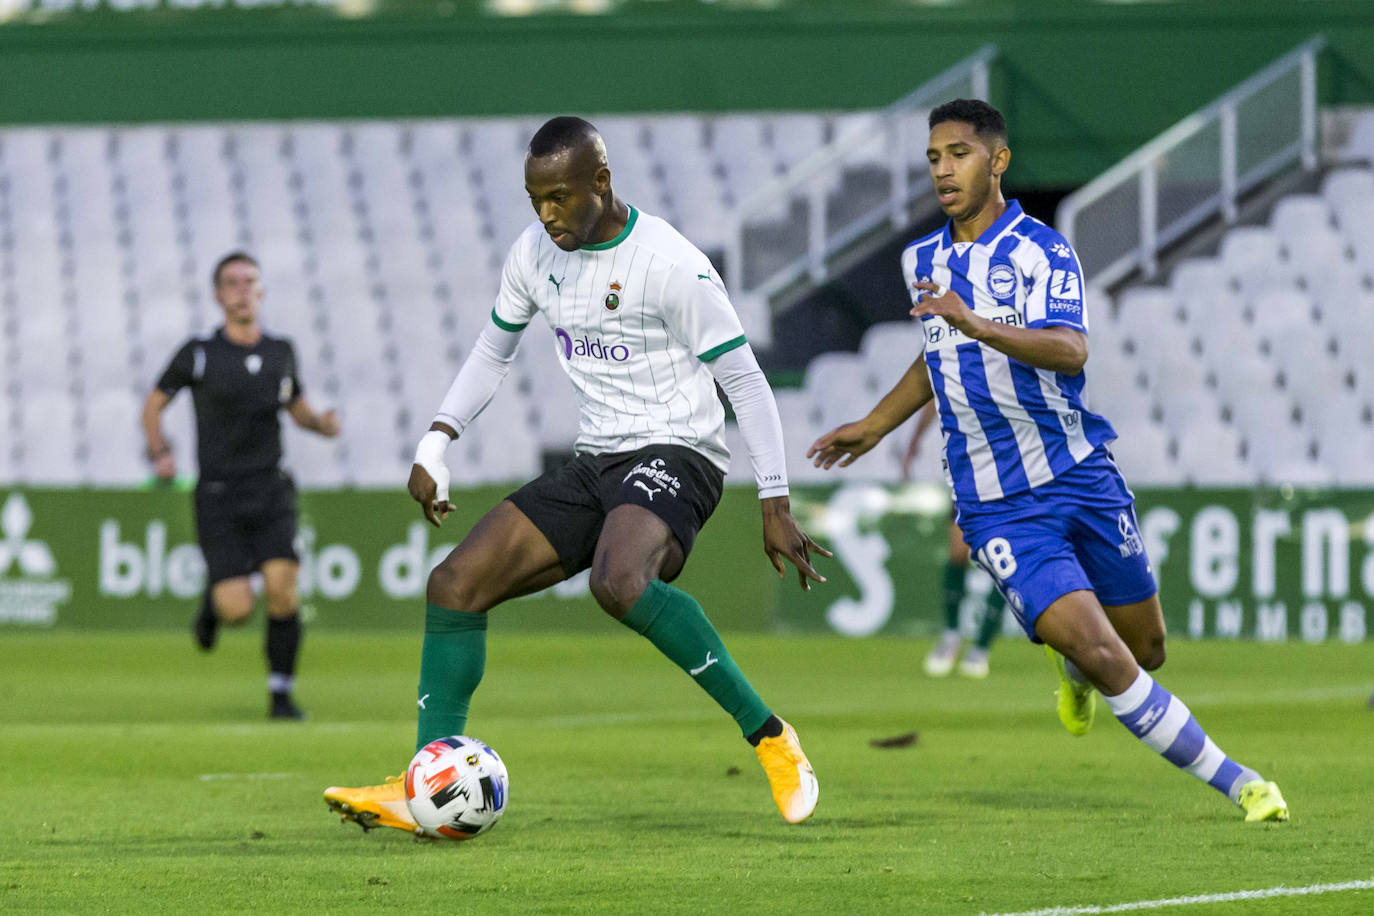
404;735;509;840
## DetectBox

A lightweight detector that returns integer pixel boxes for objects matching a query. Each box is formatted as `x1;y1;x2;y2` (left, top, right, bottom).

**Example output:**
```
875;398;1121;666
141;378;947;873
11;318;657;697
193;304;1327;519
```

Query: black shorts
506;444;725;580
194;469;300;586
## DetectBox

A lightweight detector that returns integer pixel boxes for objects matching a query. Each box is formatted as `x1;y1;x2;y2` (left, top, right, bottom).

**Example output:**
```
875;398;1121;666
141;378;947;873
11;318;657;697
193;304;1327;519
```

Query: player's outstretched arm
761;496;832;592
141;388;177;481
808;355;934;469
287;398;342;437
410;422;458;528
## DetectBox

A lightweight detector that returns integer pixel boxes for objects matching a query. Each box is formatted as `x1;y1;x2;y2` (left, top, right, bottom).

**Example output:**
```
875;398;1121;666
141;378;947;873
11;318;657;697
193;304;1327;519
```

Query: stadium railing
723;44;998;334
1057;35;1325;288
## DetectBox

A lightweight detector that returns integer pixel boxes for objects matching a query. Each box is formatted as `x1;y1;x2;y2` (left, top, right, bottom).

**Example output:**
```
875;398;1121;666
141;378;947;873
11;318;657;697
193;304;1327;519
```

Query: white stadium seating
0;114;1370;490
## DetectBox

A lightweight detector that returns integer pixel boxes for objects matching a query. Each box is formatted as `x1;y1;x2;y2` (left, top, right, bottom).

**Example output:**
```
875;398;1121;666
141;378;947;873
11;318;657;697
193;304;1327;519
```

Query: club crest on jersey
244;354;262;375
604;281;623;311
987;263;1017;298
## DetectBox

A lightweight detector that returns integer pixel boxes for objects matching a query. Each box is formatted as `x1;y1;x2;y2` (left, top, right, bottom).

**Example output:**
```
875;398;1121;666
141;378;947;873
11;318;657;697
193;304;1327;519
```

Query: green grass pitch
2;628;1372;914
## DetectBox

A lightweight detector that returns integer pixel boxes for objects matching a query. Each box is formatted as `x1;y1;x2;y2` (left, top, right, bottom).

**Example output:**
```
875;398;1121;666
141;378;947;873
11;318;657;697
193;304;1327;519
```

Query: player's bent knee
264;591;299;619
427;560;495;613
1137;638;1167;671
216;600;254;625
588;567;650;620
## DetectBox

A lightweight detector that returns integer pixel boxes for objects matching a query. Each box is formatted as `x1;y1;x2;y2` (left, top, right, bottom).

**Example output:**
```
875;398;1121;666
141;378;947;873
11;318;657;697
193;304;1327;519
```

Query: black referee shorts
506;444;724;581
193;469;300;586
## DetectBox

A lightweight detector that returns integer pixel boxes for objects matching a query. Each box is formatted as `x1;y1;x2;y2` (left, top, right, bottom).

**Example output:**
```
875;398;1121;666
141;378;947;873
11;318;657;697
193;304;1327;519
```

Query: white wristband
413;430;452;503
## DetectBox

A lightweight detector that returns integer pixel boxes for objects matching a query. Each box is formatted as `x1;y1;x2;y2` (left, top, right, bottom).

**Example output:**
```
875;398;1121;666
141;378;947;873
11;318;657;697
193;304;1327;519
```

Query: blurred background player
809;99;1288;822
324;117;829;831
903;401;1005;678
141;252;341;720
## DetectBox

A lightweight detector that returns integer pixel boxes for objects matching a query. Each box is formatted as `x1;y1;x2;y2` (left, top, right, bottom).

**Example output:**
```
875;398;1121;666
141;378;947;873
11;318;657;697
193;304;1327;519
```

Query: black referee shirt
156;328;303;481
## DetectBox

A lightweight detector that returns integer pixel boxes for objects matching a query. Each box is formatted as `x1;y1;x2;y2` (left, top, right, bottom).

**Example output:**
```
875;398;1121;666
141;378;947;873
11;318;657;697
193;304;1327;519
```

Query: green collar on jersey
581;206;638;251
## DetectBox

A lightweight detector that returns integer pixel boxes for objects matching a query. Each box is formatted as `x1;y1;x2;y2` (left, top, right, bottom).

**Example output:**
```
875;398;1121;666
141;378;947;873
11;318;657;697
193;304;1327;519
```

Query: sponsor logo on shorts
624;458;681;501
1117;510;1145;558
554;327;631;362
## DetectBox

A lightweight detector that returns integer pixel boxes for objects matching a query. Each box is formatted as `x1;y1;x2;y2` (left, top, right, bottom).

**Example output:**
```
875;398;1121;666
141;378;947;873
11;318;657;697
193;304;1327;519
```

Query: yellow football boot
755;719;819;824
323;775;421;835
1238;779;1290;822
1046;645;1096;737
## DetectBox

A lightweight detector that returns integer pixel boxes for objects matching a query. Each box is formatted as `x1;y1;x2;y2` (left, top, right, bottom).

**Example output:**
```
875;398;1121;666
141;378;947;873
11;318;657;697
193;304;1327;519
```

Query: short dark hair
929;99;1007;147
528;116;600;158
212;251;258;287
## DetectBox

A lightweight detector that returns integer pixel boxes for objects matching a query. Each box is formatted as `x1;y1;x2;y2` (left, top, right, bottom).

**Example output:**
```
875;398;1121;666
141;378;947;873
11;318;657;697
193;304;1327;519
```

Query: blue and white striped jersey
901;200;1117;505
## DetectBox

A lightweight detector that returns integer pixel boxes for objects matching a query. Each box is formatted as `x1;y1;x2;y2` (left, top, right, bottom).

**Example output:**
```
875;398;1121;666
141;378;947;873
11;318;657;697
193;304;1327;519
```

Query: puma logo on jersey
417;693;429;710
689;652;718;676
548;274;563;292
697;272;711;281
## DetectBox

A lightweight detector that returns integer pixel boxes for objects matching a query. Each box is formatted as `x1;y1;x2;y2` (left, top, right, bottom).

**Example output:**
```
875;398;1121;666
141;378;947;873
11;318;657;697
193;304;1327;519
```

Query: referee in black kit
142;252;340;720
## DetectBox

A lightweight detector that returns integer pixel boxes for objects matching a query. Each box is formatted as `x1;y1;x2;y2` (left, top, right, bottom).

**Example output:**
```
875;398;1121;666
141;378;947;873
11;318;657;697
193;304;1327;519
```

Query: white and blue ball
404;735;509;840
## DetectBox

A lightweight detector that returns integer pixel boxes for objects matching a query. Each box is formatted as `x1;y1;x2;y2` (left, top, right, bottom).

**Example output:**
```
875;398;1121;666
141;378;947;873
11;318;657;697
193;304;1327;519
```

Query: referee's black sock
266;612;302;700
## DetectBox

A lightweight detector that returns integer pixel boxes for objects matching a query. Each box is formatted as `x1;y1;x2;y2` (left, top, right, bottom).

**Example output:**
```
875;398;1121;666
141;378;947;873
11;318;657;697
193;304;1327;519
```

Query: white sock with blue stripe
1103;667;1259;803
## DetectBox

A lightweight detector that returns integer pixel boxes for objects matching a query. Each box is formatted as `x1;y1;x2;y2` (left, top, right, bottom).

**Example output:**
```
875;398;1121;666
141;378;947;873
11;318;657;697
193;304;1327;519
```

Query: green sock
942;561;966;631
975;588;1005;650
415;603;487;753
620;580;772;738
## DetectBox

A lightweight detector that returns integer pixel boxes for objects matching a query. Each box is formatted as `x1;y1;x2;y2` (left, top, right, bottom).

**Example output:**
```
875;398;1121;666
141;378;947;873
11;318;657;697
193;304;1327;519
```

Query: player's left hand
317;409;341;437
761;496;832;592
910;281;978;334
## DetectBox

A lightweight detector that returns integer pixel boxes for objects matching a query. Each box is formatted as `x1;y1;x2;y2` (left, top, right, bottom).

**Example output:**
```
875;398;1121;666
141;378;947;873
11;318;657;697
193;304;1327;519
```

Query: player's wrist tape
414;430;450;471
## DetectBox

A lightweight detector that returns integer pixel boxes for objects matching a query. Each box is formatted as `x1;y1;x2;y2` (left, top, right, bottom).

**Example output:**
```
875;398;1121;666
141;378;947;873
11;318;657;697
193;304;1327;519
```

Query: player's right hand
807;421;882;469
408;463;454;528
153;453;176;481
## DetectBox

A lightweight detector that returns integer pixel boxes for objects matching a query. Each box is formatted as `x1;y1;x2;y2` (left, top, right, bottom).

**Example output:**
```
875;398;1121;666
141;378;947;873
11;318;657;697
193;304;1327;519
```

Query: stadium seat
17;391;83;485
283;421;347;488
84;389;146;486
1104;422;1175;486
859;320;924;383
1218;226;1290;297
1174;420;1250;486
765;113;827;172
1321;167;1374;230
802;350;868;396
1323;426;1374;486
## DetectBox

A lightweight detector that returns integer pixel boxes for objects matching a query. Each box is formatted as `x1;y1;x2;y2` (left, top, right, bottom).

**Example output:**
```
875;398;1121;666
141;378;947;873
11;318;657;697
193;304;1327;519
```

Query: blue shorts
954;449;1158;642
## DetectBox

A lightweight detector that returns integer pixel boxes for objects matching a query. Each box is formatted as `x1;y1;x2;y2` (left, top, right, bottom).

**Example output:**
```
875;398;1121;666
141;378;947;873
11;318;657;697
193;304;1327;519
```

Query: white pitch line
197;772;293;782
979;878;1374;916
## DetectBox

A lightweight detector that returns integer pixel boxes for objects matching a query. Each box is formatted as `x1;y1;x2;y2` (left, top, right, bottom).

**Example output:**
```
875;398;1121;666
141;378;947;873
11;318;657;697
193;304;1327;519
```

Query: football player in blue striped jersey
810;99;1287;822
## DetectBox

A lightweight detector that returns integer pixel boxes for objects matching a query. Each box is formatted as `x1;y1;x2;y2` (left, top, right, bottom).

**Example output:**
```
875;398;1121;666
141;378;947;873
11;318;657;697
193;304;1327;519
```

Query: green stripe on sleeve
697;334;748;362
490;308;529;332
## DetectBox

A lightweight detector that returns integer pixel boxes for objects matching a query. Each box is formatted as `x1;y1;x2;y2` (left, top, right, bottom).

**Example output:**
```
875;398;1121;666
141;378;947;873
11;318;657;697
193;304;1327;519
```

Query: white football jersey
492;207;746;471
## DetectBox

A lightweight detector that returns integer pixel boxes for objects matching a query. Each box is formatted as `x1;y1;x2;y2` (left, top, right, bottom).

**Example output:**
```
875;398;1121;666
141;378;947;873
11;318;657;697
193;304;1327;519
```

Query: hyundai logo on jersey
554;327;631;362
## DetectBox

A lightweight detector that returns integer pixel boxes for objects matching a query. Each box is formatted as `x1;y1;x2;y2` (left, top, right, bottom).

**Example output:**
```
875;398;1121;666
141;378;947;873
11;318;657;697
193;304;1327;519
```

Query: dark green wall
1;1;1371;186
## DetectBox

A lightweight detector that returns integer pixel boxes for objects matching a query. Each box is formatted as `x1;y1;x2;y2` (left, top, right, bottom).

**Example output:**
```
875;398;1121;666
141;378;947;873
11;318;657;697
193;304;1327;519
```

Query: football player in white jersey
325;117;828;832
809;99;1287;822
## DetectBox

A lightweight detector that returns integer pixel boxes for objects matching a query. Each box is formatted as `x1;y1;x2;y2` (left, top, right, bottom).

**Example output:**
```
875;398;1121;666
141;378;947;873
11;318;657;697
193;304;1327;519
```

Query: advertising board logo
554;327;631;362
0;493;72;626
